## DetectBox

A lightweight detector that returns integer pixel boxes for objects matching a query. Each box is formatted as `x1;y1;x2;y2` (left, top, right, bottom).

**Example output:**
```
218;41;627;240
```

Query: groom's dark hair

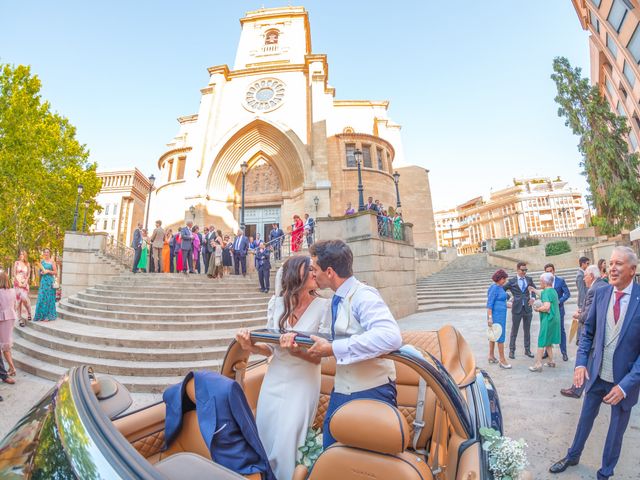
309;240;353;278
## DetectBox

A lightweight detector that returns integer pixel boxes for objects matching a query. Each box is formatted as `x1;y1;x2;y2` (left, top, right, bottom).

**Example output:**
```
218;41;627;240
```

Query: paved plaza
1;304;638;479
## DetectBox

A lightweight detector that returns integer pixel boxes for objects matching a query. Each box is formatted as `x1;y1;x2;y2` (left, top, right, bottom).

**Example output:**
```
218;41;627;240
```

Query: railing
263;226;316;261
104;237;134;268
415;248;440;260
377;216;405;241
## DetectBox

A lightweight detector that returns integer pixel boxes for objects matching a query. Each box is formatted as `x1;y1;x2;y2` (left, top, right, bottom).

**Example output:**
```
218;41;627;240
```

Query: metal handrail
104;237;135;268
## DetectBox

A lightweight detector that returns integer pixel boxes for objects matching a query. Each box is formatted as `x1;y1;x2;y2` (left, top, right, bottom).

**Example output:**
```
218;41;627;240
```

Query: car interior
104;326;483;480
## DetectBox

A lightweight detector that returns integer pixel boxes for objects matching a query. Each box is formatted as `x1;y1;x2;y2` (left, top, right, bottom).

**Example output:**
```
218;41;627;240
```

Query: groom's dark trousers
322;381;397;449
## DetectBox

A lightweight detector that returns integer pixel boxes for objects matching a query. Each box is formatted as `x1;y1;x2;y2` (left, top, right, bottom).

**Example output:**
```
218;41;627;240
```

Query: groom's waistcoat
333;279;396;394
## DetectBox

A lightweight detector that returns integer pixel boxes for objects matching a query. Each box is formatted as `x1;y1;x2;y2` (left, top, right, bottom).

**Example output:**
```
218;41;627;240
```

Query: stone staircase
13;272;271;393
417;254;580;312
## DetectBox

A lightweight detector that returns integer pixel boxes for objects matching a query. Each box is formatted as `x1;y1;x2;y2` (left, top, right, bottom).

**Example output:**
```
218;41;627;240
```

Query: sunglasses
520;268;528;272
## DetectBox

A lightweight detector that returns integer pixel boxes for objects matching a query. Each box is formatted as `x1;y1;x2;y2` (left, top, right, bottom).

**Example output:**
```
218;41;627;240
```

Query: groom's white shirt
321;276;402;394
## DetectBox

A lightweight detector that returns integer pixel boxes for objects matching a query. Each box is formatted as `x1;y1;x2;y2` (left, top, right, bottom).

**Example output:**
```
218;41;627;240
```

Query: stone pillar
316;212;417;319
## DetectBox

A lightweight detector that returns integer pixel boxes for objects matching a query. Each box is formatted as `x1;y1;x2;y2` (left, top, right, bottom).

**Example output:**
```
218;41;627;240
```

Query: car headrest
329;399;409;454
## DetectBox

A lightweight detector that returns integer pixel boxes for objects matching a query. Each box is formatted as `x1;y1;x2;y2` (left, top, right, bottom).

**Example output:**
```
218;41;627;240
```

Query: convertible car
0;326;501;479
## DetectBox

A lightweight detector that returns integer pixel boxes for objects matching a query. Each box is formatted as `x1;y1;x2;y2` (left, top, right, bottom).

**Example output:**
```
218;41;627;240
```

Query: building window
343;126;354;134
617;101;627;117
623;60;636;87
630;131;639;150
177;157;186;180
605;77;616;98
113;203;118;215
376;147;384;170
606;33;618;58
103;220;107;230
386;151;392;172
590;10;600;33
167;159;174;182
265;29;279;45
105;204;110;216
111;219;116;230
345;143;356;167
607;0;630;32
627;25;640;63
362;145;372;168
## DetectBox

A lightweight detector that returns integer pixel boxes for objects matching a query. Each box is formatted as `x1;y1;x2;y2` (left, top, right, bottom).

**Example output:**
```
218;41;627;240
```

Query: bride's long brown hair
278;255;316;332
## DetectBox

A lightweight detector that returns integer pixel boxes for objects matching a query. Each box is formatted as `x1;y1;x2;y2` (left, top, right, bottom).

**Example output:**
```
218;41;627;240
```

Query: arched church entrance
238;157;282;241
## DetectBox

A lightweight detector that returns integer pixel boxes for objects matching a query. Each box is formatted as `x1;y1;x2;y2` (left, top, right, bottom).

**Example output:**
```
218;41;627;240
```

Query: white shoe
499;362;512;369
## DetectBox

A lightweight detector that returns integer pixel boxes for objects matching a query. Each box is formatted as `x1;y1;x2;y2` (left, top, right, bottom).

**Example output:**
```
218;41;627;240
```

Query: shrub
545;240;571;256
518;237;540;248
494;238;511;251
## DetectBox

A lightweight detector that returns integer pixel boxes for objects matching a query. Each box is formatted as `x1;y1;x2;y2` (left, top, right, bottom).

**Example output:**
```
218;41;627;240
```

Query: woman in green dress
33;248;58;322
137;229;149;272
529;271;561;372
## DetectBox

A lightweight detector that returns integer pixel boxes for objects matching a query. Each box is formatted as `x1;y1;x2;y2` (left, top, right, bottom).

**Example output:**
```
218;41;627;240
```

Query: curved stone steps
67;296;268;314
78;291;270;304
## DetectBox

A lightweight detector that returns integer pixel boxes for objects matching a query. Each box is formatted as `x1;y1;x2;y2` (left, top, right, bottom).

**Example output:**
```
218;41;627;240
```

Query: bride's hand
235;328;253;351
280;332;300;352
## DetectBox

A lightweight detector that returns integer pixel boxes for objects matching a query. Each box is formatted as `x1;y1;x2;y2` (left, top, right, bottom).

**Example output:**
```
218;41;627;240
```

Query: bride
236;255;329;480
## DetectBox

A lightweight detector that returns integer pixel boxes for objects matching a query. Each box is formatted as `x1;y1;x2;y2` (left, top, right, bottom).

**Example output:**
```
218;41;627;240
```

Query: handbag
52;277;60;290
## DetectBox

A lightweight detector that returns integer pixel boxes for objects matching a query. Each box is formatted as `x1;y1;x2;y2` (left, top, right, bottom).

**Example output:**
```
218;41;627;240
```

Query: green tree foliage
518;237;540;248
494;238;511;251
545;240;571;257
0;63;100;267
552;56;640;236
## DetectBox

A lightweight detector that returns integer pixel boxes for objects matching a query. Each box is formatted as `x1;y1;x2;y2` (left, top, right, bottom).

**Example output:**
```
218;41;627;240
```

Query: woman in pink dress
192;225;201;273
12;250;32;327
0;270;17;377
176;233;184;273
291;215;304;252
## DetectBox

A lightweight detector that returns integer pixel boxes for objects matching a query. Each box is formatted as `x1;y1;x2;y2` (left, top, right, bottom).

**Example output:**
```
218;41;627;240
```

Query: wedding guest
0;349;14;385
291;215;304;252
255;241;271;293
598;258;609;283
393;211;404;240
212;229;225;279
33;248;57;322
486;269;511;369
12;250;32;327
180;221;195;274
304;213;315;247
503;262;536;359
345;202;356;215
544;263;571;362
137;229;150;272
162;229;172;273
131;222;143;273
222;235;233;276
169;230;177;273
192;225;202;274
529;272;560;372
150;220;165;273
269;223;284;261
175;232;184;273
0;271;17;378
232;229;249;276
203;225;215;272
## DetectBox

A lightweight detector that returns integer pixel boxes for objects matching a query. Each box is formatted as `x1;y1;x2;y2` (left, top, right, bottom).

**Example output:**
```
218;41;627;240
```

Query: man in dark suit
169;232;176;273
503;261;536;359
131;222;143;273
365;196;378;212
561;265;608;399
232;229;249;276
255;241;271;293
180;220;194;274
544;263;571;361
269;223;284;260
550;247;640;479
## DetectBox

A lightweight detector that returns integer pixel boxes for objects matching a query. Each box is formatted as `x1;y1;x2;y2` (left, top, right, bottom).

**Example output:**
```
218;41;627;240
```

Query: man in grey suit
576;256;591;312
503;261;537;359
131;222;143;273
150;220;165;273
561;265;608;398
180;220;195;274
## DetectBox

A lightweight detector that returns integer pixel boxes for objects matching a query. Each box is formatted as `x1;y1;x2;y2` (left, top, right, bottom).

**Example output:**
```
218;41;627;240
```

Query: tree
0;63;100;268
551;56;640;235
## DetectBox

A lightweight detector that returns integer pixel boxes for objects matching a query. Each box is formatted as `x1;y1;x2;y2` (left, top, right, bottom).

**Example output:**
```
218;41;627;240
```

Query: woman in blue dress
33;248;58;322
486;269;511;369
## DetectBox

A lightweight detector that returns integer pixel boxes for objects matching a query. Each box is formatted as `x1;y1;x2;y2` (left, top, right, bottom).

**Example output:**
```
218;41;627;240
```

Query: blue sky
0;1;590;210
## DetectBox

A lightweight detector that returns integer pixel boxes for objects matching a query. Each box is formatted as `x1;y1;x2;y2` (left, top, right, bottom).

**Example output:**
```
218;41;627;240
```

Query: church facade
150;6;436;248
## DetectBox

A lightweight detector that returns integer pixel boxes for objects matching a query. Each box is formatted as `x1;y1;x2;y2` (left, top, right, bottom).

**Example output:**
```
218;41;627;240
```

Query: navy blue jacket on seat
163;370;275;480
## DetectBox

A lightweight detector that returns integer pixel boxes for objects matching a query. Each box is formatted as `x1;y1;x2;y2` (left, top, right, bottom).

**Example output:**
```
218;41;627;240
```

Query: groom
307;239;403;448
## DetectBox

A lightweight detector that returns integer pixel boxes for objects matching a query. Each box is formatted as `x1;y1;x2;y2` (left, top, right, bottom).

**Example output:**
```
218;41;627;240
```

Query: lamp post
72;184;84;231
144;174;155;230
189;205;196;220
82;200;90;232
392;171;401;209
449;223;454;248
313;195;319;212
240;162;248;230
354;149;365;211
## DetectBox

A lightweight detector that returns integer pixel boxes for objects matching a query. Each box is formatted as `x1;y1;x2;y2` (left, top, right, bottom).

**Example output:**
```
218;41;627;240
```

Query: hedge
494;238;511;251
545;240;571;256
518;236;540;248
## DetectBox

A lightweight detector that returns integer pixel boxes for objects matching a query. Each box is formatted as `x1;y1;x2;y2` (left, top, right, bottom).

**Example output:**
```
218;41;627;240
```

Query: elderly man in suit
561;264;608;399
131;222;143;273
180;220;194;274
550;246;640;479
255;241;271;293
150;220;165;273
544;263;571;361
232;229;249;276
503;261;537;359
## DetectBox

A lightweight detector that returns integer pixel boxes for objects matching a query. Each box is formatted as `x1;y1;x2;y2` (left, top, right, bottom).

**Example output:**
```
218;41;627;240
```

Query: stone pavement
1;304;638;479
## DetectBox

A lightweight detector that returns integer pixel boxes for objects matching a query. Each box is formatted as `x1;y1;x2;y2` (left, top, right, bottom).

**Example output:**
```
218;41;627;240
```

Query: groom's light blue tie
331;294;342;339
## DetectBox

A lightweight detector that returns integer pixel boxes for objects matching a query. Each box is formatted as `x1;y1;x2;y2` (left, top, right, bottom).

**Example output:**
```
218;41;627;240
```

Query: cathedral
150;6;436;248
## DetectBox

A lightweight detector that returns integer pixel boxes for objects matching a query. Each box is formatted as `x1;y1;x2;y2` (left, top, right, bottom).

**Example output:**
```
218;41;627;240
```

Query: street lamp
72;184;84;231
313;195;319;212
354;149;365;211
82;200;90;232
189;205;196;220
144;174;155;230
392;171;401;209
449;223;454;248
240;162;248;229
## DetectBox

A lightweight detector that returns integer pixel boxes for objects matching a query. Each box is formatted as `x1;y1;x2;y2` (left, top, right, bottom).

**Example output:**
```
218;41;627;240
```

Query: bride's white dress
256;296;330;480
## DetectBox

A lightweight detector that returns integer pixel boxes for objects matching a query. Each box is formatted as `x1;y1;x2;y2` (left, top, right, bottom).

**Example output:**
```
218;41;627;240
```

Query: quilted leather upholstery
402;331;441;360
133;430;165;458
313;393;331;430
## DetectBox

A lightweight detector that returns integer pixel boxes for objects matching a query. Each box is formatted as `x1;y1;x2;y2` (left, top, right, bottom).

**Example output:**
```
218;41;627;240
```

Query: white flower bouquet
297;427;323;468
480;427;529;480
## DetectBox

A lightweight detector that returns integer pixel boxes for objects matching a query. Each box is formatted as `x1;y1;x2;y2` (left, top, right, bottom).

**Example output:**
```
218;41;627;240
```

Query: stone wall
61;232;124;299
487;238;596;271
316;211;417;319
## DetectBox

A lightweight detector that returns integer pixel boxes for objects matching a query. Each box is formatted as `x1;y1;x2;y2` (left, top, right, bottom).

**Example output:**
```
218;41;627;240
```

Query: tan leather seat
307;399;433;480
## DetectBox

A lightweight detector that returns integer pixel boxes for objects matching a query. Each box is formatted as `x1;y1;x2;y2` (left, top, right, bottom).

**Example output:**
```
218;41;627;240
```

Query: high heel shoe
543;362;556;368
488;357;499;364
8;368;16;377
528;365;543;372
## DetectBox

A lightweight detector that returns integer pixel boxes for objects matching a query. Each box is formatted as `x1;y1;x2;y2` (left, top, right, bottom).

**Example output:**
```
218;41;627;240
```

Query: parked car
0;326;502;479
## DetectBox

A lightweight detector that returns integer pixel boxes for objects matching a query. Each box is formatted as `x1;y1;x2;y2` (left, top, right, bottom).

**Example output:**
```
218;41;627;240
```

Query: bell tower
233;6;311;70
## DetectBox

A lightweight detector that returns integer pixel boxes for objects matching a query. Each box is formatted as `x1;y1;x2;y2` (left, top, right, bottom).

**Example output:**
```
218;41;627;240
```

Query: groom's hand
308;335;333;358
